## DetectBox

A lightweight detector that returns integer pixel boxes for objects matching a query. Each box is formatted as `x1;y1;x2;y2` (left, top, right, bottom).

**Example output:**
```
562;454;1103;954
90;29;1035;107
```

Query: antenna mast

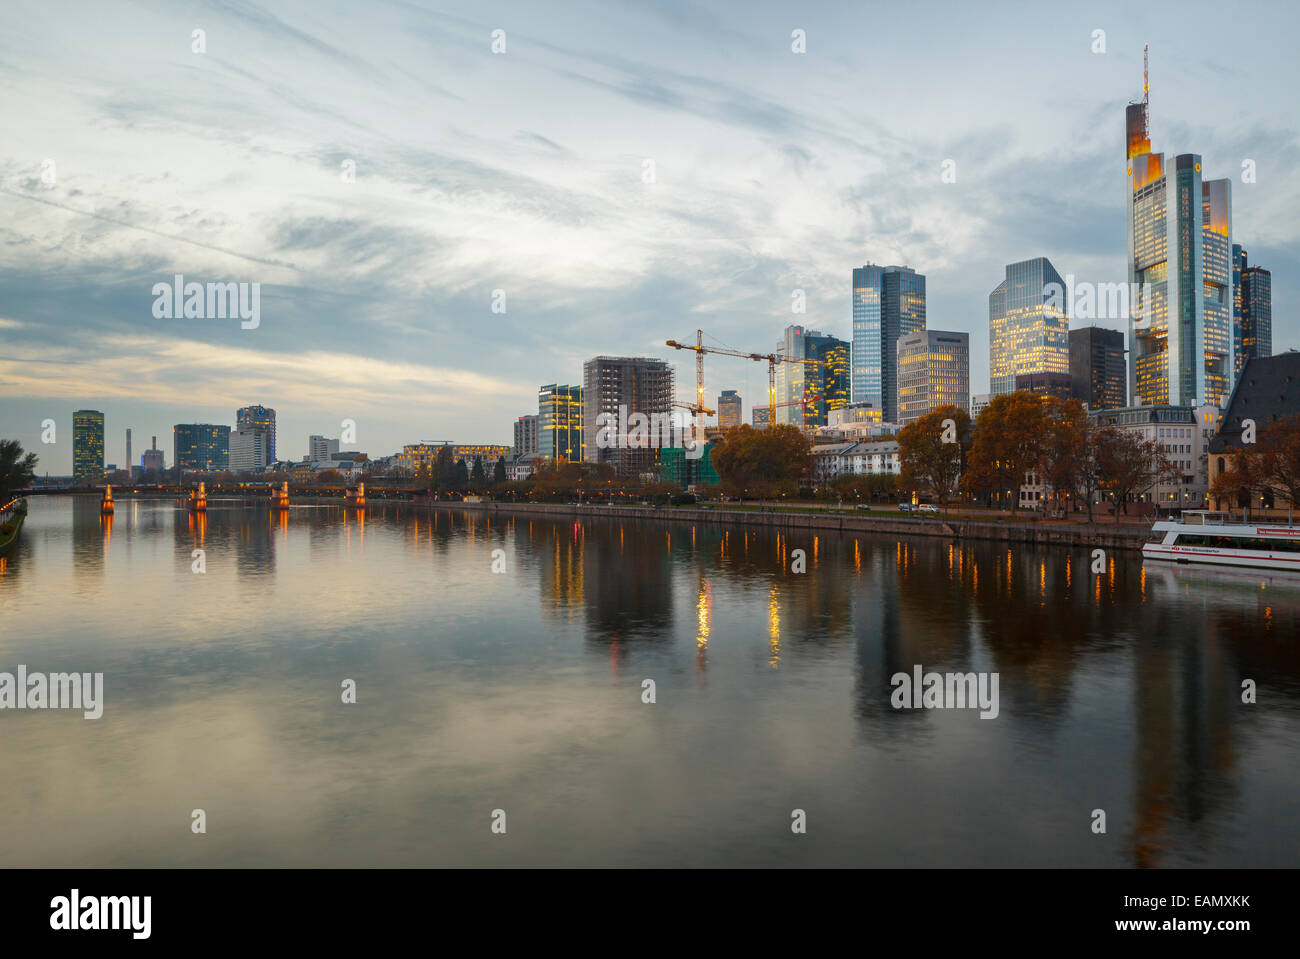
1143;43;1149;138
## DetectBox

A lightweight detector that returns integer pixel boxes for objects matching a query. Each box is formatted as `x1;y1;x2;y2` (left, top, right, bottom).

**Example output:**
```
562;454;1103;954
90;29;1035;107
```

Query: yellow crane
666;330;824;426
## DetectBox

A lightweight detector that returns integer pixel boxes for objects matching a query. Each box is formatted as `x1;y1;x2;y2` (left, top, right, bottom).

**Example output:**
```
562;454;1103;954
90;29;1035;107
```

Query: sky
2;0;1298;474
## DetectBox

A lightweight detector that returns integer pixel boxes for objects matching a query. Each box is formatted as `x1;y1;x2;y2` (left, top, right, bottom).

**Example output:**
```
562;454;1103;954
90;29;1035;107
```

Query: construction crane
666;330;824;425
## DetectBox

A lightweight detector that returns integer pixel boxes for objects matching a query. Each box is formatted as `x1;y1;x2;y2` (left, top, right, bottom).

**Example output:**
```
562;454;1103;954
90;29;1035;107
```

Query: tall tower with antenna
1126;43;1151;159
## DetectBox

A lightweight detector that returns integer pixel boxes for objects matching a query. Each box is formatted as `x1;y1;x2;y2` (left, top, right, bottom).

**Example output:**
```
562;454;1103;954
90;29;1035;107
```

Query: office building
718;390;742;429
775;325;850;427
1069;326;1126;410
897;330;970;425
970;393;993;421
230;429;272;472
72;410;104;481
308;435;340;462
1236;248;1272;367
173;424;230;471
989;257;1069;395
538;384;583;462
513;414;539;456
582;356;674;474
1126;57;1233;407
752;406;771;429
125;429;132;480
236;405;276;464
852;264;926;421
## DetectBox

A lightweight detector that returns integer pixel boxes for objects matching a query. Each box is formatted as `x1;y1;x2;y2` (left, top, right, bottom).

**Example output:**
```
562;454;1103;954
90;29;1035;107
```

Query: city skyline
3;1;1298;473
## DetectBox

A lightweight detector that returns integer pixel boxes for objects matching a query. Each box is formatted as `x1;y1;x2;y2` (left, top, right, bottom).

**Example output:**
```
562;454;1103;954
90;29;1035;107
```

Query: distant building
1014;371;1074;401
753;406;771;429
1069;326;1126;410
718;390;742;429
989;257;1069;396
538;384;583;462
513;414;539;456
397;443;511;474
308;435;340;462
141;436;165;473
230;429;272;471
125;429;132;481
896;330;969;425
174;424;230;471
72;410;105;481
852;264;926;421
236;405;276;464
970;393;993;421
582;356;673;474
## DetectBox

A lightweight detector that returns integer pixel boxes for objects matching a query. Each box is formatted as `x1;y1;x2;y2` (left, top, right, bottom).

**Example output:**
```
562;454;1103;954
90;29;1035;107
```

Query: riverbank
432;500;1151;550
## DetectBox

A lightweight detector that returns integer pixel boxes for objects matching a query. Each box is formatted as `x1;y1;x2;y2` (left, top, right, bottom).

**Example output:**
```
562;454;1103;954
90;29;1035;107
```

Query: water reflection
1;498;1296;868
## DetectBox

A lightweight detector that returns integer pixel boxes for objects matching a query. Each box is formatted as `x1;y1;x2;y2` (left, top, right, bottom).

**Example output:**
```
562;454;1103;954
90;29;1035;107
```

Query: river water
1;495;1296;867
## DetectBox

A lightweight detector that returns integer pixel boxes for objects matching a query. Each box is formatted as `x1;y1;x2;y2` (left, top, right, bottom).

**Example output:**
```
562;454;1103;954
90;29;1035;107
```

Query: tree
897;405;971;509
1037;398;1101;520
470;457;486;487
316;469;346;484
0;439;38;501
493;456;507;485
1097;429;1178;522
963;392;1050;514
709;424;810;499
449;458;469;492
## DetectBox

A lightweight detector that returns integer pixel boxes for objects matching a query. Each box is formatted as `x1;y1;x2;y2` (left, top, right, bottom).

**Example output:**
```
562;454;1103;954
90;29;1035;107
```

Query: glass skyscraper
538;384;583;462
72;409;104;481
989;257;1069;396
1126;79;1233;407
775;326;849;427
174;424;231;471
1235;248;1272;368
717;390;742;429
852;264;925;423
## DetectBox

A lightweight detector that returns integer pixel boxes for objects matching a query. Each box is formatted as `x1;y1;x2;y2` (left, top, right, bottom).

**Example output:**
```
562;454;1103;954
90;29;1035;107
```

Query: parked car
918;504;940;514
897;503;915;512
856;503;872;510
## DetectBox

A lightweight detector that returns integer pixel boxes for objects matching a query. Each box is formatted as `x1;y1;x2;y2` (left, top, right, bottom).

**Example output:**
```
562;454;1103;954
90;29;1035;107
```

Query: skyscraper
174;424;230;471
989;257;1069;395
1126;52;1233;407
125;428;132;480
538;384;583;461
717;390;742;429
1240;255;1272;364
236;405;276;464
581;357;673;474
513;414;539;456
852;264;925;422
897;330;970;425
72;410;104;481
1069;327;1126;410
775;325;850;427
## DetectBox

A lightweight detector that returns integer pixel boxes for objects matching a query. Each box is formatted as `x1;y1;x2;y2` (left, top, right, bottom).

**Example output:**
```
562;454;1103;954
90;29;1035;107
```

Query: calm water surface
1;495;1297;867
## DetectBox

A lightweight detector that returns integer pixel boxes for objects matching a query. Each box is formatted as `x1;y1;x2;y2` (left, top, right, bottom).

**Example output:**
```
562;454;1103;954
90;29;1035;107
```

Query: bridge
22;483;426;500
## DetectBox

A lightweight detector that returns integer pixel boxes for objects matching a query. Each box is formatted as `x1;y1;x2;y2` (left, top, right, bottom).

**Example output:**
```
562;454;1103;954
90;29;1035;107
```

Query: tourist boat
1142;510;1300;570
0;498;27;553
